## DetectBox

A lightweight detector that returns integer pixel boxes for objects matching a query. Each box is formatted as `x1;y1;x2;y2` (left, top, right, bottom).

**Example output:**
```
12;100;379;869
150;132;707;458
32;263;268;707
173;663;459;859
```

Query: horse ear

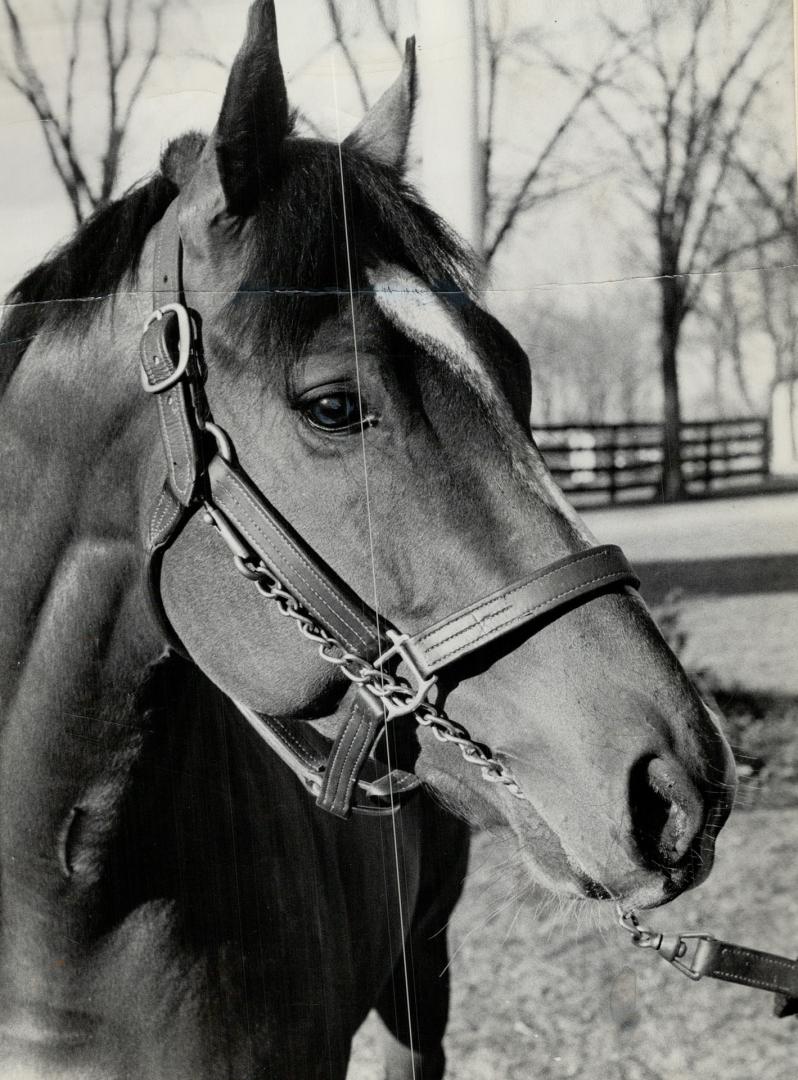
342;37;417;170
214;0;290;214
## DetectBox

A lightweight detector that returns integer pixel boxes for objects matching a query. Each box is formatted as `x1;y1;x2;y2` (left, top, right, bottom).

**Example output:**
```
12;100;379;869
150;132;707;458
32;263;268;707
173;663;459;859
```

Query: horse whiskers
460;833;518;880
439;878;535;978
426;854;525;945
463;850;525;888
703;778;739;796
502;883;536;945
418;780;477;826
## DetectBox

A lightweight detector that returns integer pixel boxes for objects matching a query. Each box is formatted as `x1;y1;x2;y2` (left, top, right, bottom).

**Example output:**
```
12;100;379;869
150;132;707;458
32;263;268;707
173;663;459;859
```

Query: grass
656;589;798;810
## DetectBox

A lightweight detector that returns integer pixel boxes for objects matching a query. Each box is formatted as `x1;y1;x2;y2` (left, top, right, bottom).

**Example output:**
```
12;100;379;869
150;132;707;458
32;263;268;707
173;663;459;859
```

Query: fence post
703;423;713;492
533;416;770;503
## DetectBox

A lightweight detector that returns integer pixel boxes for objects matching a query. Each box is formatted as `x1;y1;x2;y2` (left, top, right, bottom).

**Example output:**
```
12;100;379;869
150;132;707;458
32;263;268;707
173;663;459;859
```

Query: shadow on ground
637;553;798;604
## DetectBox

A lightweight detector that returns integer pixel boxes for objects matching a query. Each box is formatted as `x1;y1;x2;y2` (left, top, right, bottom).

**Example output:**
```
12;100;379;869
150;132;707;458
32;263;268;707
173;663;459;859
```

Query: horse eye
303;391;369;433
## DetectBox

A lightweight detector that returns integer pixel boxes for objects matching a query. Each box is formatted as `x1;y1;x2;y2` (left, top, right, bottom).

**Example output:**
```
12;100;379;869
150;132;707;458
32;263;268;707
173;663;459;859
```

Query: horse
0;2;736;1077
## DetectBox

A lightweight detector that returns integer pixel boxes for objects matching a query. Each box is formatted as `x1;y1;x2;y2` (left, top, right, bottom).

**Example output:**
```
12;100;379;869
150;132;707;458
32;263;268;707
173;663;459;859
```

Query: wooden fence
534;417;770;505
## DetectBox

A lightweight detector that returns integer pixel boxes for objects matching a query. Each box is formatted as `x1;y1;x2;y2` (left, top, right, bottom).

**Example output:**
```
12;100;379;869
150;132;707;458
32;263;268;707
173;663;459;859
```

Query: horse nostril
629;756;705;869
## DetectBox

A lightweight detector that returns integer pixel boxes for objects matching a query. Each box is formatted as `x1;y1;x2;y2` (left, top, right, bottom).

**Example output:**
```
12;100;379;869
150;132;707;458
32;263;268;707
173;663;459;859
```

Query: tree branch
2;0;173;216
482;12;504;222
704;226;790;271
485;51;615;262
671;1;776;239
498;170;607;214
118;0;135;71
683;67;773;284
64;0;83;134
323;0;370;112
733;155;798;251
1;0;95;217
120;0;169;133
370;0;400;54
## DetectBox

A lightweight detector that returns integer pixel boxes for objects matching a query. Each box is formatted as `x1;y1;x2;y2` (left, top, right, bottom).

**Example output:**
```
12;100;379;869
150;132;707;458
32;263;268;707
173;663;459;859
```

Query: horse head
142;0;734;911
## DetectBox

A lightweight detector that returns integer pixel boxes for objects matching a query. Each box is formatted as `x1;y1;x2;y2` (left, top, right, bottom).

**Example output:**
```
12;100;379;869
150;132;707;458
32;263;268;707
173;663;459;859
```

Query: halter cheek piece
140;202;640;819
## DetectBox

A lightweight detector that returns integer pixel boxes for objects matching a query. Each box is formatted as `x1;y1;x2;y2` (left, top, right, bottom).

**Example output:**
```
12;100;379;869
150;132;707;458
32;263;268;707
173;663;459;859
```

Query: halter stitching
432;571;630;665
414;546;604;646
217;475;373;648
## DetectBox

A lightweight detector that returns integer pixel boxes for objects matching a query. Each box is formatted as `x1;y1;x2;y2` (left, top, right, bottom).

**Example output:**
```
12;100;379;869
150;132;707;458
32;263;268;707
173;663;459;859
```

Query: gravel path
582;492;798;564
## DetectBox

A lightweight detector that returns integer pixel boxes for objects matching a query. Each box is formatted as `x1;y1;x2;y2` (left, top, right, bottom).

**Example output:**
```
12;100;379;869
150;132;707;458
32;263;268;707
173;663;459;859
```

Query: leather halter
140;201;640;818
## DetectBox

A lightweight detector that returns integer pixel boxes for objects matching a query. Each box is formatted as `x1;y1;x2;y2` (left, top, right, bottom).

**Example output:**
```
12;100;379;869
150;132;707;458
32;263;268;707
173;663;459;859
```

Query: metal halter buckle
141;302;193;393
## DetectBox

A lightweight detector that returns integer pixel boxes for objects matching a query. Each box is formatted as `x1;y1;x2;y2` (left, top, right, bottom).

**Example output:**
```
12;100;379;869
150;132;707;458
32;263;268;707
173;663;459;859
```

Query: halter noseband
139;202;640;818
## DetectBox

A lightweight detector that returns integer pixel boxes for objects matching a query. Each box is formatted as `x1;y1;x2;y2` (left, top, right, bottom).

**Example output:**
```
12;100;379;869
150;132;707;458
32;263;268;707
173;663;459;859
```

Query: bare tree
480;13;633;265
321;0;372;111
741;169;798;456
0;0;174;224
567;0;791;498
525;300;650;426
322;0;615;264
699;271;755;415
694;147;797;419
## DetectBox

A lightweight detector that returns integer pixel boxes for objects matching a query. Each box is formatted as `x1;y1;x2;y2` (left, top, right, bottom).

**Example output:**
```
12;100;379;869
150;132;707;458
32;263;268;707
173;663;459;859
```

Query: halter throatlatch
140;200;639;818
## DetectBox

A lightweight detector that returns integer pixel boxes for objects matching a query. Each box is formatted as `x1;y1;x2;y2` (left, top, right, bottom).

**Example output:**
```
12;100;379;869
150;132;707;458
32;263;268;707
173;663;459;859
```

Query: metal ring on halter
202;503;251;562
203;421;234;463
370;629;438;721
233;555;262;580
141;303;193;393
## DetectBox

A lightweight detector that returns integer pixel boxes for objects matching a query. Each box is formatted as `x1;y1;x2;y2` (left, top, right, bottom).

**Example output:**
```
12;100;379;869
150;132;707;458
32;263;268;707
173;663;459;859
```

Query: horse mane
0;135;212;396
0;129;478;394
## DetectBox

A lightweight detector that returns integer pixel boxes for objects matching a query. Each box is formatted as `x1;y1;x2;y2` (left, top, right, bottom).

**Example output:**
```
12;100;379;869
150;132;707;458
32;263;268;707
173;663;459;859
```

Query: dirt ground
349;806;798;1080
445;809;798;1080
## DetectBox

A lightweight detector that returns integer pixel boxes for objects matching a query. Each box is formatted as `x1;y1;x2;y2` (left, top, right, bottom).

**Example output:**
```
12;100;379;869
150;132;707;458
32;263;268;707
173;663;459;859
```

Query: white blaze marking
367;263;593;541
366;264;496;404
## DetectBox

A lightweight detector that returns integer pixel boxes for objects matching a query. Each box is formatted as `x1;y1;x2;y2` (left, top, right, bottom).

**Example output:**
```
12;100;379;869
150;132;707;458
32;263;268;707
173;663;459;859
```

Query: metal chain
206;518;526;801
414;700;525;799
617;906;650;944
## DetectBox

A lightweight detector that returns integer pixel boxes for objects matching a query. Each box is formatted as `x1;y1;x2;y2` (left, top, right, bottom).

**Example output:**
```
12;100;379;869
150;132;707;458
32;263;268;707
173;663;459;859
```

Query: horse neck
0;235;165;721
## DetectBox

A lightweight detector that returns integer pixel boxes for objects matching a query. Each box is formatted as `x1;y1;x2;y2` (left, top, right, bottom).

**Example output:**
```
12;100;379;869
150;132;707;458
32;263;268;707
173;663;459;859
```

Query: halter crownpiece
139;200;640;818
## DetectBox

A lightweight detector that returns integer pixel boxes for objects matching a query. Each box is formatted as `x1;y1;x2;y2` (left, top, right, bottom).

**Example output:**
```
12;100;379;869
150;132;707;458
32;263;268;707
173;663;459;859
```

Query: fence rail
535;417;769;505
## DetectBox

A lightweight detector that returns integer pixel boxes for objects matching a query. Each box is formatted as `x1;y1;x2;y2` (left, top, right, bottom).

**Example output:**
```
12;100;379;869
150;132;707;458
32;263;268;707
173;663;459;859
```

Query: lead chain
414;700;526;799
223;544;526;800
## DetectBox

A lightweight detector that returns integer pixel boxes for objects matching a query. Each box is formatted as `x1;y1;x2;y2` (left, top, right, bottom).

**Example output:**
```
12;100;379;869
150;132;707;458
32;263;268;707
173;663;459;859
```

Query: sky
0;0;795;418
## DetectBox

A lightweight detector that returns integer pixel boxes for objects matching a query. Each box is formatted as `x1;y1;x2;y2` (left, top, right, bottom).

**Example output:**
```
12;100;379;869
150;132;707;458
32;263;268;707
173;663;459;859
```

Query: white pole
416;0;482;255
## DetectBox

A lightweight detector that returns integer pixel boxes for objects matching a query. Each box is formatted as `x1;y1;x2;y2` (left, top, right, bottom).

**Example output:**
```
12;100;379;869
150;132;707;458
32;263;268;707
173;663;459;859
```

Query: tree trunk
660;275;686;501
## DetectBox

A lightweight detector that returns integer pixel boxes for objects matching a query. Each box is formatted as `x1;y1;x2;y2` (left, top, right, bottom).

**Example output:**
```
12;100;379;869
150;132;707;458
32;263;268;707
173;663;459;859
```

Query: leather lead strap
693;938;798;1015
